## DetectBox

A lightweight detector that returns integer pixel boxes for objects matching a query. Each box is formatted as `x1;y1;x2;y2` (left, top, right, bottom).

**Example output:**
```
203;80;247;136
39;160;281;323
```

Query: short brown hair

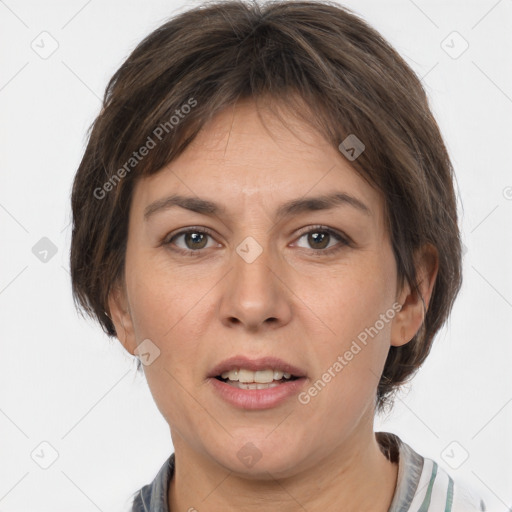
70;0;462;411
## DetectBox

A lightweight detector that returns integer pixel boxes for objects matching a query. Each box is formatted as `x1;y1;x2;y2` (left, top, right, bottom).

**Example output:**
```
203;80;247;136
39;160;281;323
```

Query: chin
209;440;303;479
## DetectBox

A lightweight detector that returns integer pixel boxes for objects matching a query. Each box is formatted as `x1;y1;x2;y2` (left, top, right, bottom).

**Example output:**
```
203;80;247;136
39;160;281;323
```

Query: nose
218;239;293;332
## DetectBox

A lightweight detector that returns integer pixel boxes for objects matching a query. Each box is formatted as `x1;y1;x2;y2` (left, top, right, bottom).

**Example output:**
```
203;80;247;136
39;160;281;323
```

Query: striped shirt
378;432;486;511
131;431;486;511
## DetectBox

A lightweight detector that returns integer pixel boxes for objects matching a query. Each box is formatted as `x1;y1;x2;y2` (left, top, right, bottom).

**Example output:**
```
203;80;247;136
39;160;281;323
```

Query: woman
70;1;486;510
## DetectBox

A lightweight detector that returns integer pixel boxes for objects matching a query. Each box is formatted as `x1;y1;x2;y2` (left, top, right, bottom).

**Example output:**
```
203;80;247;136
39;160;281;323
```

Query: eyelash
163;225;352;257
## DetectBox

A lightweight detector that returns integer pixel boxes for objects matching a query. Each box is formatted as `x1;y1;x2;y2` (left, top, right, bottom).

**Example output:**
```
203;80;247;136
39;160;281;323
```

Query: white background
0;0;511;510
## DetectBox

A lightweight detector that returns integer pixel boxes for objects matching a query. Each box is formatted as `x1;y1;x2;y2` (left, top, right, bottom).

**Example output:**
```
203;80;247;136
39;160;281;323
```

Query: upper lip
208;355;307;378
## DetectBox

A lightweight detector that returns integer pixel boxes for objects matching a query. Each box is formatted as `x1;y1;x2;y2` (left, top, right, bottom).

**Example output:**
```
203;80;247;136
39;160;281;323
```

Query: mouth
214;369;301;389
207;355;307;409
208;355;306;382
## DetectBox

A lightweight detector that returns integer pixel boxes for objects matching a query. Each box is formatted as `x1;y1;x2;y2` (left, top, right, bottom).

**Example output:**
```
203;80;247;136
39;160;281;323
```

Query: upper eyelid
294;227;351;249
294;225;346;239
166;226;217;242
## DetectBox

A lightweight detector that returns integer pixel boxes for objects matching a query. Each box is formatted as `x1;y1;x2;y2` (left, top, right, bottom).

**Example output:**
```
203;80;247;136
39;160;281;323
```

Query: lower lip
209;377;307;410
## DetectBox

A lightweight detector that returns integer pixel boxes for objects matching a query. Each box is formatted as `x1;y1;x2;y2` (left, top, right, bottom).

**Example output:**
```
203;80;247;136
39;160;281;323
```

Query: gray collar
377;431;424;511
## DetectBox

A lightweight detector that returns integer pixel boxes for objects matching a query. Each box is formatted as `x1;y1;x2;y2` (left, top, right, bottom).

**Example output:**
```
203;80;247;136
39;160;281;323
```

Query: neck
168;428;398;512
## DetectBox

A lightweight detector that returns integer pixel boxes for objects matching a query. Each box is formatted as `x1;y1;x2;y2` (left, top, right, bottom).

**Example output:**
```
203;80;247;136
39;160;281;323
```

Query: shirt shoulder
131;453;175;512
378;432;487;512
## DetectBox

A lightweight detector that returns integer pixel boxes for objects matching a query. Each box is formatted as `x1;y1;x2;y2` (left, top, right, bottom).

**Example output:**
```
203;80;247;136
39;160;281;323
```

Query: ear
107;280;137;356
390;244;439;347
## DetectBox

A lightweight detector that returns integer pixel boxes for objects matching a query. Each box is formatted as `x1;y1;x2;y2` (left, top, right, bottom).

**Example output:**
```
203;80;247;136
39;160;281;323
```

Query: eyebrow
143;191;371;221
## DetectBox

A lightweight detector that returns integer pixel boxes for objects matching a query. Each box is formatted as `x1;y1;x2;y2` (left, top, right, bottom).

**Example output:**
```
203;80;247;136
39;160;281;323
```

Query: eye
164;227;219;255
293;226;351;254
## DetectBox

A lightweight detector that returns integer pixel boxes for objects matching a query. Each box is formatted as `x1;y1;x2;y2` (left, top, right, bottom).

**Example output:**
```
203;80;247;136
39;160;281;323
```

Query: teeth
219;368;295;383
226;381;282;390
221;370;237;380
239;368;258;383
274;370;284;380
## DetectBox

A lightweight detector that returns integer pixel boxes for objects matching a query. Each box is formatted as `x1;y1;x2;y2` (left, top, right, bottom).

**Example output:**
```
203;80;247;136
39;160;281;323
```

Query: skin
108;97;438;512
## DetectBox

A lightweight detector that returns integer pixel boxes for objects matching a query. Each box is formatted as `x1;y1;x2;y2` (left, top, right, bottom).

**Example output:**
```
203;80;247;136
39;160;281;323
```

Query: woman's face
110;98;410;477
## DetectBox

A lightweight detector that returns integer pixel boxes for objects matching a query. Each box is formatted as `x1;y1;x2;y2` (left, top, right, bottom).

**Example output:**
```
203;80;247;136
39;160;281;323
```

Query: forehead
130;98;384;226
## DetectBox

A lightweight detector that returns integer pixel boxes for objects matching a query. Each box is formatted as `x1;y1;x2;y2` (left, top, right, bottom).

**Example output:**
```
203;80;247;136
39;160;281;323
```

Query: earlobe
390;244;439;347
107;282;137;355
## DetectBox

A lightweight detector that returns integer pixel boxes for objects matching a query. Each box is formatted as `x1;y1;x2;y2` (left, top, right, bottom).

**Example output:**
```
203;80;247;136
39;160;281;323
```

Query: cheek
299;258;395;410
126;253;206;339
126;259;216;381
126;267;211;429
303;256;394;347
